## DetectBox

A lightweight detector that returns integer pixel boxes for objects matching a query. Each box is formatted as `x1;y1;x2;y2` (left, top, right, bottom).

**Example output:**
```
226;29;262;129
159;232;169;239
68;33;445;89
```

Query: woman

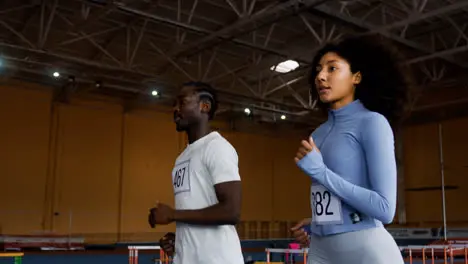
292;36;411;264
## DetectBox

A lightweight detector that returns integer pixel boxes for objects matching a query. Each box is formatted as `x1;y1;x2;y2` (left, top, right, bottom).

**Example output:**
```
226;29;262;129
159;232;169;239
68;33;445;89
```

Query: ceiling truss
0;0;467;127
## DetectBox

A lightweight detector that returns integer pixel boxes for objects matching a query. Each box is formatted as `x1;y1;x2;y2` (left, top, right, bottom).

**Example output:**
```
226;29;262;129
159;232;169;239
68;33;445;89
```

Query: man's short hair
182;81;219;120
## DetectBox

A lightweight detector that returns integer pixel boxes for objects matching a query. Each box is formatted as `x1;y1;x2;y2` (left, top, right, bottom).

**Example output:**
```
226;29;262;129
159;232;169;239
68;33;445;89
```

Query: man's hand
148;202;175;226
159;232;175;257
170;181;242;225
290;218;312;247
295;137;320;163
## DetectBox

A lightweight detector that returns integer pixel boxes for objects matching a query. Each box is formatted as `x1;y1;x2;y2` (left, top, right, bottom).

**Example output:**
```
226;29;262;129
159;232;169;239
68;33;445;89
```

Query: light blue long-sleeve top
297;99;397;237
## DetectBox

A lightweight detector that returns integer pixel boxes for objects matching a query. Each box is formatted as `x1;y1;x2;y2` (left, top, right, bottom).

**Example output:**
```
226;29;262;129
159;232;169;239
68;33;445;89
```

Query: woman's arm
296;114;397;224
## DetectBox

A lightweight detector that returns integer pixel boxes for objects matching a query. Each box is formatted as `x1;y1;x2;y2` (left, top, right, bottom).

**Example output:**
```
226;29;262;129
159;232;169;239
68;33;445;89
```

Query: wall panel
444;168;468;222
120;110;181;241
441;118;468;223
403;119;468;225
52;103;123;243
403;123;440;188
272;137;310;221
0;85;52;234
14;80;468;238
405;192;443;224
403;123;442;223
224;132;274;221
442;118;468;168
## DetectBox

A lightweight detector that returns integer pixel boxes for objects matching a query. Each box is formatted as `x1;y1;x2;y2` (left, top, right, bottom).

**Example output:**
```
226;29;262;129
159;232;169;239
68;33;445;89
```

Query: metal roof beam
312;5;467;68
406;44;468;66
109;1;314;63
374;0;468;32
111;0;328;58
0;42;314;113
170;0;329;58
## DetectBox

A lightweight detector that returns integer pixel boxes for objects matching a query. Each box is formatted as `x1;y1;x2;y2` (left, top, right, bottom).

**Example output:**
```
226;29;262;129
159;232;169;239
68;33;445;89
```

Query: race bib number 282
172;160;191;194
311;185;343;225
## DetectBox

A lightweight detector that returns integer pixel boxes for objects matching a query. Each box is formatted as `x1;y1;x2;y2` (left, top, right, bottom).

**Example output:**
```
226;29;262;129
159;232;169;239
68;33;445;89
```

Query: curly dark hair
182;81;219;120
309;36;413;127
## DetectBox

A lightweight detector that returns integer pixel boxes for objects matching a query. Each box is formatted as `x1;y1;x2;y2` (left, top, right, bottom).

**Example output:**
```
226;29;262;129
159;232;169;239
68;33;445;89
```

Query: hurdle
400;244;468;264
0;252;24;264
265;248;308;263
265;245;468;264
128;245;170;264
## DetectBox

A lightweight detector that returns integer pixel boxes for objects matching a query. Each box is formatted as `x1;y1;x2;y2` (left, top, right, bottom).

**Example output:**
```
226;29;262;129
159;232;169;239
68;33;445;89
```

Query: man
148;81;244;264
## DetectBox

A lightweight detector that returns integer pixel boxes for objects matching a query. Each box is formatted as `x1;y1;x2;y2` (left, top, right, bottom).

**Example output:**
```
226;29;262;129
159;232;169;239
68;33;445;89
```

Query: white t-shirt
171;131;244;264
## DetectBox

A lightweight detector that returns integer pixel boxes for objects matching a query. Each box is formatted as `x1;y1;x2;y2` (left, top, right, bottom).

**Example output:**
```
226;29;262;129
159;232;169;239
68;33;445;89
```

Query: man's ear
353;71;362;85
200;100;212;114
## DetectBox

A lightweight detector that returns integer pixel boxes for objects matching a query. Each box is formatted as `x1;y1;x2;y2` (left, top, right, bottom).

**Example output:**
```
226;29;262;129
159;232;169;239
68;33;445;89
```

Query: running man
148;81;244;264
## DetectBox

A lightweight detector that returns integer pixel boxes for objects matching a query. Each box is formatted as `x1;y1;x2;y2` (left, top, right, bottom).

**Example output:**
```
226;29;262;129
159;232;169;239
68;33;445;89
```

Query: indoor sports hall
1;0;468;264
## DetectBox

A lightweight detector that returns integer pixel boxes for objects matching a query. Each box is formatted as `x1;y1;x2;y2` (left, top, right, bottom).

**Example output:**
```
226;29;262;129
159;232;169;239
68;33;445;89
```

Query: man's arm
172;137;242;225
173;181;241;225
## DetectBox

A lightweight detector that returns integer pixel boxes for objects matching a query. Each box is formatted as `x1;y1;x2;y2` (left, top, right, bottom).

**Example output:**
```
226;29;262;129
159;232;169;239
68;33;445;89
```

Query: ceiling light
151;90;158;96
244;108;251;115
280;114;286;120
270;60;299;73
53;72;60;78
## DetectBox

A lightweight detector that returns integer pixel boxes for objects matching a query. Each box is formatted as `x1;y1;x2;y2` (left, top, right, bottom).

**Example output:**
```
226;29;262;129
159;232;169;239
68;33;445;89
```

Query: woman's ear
353;71;362;85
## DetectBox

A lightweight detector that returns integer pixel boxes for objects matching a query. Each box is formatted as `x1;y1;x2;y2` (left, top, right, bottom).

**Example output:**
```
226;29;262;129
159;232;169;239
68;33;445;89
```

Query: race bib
172;160;191;194
310;185;343;225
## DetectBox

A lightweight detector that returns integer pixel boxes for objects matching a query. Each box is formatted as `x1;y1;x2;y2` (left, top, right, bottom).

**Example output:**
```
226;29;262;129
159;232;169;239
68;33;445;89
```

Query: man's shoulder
202;132;239;169
204;132;236;152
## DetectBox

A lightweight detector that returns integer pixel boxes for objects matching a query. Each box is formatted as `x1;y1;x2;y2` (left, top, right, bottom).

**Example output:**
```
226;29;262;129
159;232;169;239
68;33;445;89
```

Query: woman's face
314;52;361;109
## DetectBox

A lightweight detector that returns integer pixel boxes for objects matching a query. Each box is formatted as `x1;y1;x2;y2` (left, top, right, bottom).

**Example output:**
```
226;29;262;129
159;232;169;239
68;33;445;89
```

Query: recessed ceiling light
270;60;299;73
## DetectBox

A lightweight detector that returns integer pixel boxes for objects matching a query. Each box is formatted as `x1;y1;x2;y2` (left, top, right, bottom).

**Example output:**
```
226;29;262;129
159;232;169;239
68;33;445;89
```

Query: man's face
173;86;202;132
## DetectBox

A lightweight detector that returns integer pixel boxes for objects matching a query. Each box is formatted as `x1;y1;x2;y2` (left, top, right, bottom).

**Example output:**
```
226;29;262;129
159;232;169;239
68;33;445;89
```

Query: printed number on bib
172;161;191;194
311;185;343;225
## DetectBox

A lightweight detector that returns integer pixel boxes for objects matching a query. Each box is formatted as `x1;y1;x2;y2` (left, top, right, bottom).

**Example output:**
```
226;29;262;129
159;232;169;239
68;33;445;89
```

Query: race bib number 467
172;160;191;194
311;185;343;225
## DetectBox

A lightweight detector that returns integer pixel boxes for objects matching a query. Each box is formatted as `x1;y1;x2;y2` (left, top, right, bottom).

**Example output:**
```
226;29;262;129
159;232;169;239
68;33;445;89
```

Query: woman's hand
295;137;320;163
159;232;175;257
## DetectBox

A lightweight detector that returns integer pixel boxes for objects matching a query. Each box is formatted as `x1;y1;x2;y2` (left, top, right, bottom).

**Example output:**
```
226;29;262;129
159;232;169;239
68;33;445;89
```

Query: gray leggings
307;227;404;264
